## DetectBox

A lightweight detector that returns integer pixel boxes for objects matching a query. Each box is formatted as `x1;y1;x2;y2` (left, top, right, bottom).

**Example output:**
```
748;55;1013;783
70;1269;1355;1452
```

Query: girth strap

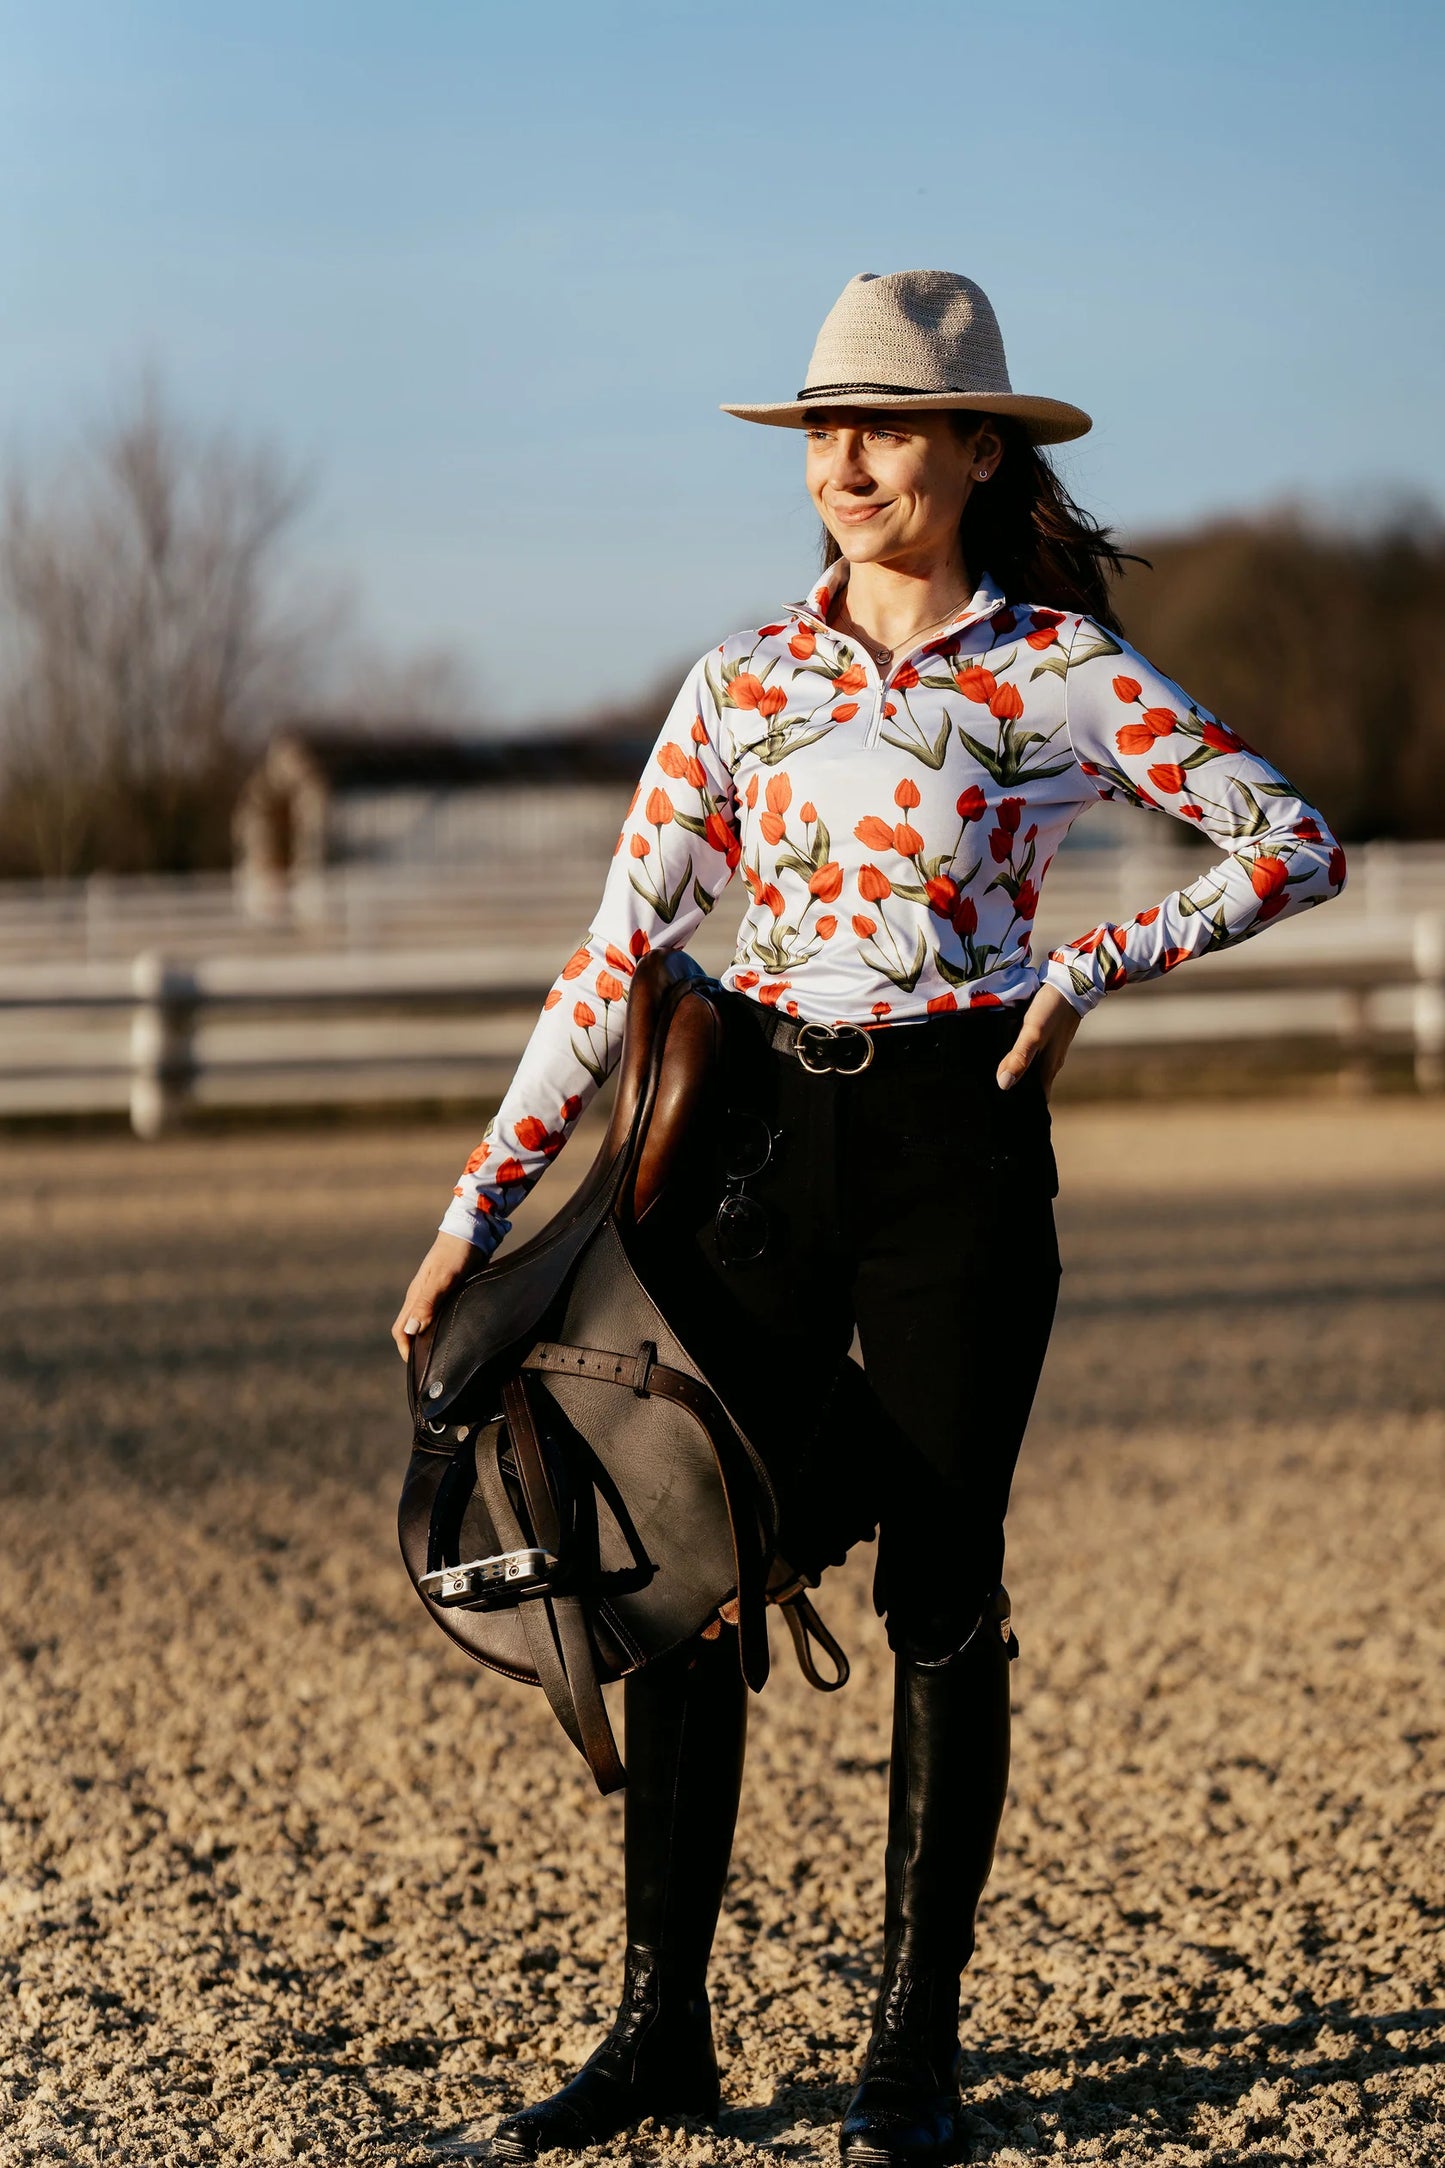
522;1339;772;1694
472;1378;625;1794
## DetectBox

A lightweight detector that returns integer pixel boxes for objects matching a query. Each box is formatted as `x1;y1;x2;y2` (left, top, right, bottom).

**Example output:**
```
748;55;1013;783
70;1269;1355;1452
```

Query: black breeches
641;998;1062;1661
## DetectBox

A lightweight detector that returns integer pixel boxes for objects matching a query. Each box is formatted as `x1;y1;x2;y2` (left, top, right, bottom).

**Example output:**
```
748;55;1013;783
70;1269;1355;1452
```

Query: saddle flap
412;950;721;1431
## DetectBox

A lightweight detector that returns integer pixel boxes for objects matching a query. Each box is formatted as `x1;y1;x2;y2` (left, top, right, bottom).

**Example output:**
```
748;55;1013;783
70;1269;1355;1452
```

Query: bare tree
0;384;329;877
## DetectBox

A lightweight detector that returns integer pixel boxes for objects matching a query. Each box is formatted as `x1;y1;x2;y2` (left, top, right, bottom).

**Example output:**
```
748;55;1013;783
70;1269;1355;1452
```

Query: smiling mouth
831;500;893;523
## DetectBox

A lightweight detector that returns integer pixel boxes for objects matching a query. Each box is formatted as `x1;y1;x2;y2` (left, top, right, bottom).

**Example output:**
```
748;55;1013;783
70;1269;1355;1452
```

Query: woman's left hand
995;983;1082;1102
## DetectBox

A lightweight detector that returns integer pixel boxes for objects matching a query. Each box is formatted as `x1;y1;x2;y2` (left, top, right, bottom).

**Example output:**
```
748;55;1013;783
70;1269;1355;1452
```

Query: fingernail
996;1069;1014;1091
404;1318;420;1335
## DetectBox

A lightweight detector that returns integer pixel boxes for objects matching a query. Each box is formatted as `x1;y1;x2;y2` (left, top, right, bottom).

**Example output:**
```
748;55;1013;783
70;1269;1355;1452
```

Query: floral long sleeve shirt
440;565;1345;1250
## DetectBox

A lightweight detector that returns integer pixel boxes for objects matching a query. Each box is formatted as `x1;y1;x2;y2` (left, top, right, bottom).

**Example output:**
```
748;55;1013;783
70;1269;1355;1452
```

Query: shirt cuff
1041;957;1106;1016
439;1197;507;1251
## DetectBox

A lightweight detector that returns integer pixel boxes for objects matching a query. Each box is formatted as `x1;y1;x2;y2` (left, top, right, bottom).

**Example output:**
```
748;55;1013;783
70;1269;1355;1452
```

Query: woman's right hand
391;1231;480;1361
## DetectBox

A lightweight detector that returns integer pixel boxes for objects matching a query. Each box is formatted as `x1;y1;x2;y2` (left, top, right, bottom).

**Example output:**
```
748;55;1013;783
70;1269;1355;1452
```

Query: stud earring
976;467;990;480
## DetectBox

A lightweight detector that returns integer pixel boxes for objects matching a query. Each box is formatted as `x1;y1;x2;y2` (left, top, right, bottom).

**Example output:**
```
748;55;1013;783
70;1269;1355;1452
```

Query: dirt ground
1;1097;1442;2166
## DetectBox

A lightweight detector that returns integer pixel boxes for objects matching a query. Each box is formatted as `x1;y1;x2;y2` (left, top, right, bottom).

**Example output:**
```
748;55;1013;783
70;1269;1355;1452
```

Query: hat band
796;379;989;401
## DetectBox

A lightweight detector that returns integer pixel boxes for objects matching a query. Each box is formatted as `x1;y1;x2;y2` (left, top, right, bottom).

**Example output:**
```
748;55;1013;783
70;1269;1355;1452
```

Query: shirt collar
792;563;1008;648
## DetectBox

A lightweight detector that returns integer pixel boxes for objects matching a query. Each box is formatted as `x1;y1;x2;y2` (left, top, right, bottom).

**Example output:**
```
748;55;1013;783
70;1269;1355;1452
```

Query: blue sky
1;0;1441;722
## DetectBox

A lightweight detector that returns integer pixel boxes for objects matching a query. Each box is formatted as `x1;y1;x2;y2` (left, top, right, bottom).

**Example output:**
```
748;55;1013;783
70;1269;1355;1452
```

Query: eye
866;428;905;444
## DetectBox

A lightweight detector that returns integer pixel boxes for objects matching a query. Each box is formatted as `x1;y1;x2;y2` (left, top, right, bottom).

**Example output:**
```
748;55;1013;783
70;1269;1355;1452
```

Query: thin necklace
834;591;975;671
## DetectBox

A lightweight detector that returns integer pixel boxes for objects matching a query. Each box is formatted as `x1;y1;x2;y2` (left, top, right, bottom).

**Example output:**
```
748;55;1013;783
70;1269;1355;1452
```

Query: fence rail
1;908;1440;1132
2;839;1443;964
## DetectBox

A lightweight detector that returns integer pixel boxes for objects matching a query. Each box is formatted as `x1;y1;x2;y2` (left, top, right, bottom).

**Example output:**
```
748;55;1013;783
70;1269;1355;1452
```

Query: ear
970;420;1005;481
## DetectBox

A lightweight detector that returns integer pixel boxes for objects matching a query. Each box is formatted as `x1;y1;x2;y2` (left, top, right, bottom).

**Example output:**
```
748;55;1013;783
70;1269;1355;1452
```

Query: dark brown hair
821;413;1134;632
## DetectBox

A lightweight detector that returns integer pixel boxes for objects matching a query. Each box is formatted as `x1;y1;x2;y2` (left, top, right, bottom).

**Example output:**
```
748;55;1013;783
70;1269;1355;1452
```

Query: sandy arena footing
1;1099;1442;2164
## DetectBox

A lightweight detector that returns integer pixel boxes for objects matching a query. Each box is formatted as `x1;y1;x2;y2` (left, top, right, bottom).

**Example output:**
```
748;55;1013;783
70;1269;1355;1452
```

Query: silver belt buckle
794;1021;875;1074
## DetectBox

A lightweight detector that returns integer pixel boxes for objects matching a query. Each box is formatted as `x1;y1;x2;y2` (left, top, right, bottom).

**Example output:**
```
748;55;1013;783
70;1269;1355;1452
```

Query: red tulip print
832;702;859;722
816;915;838;938
656;741;688;778
1250;855;1289;901
646;787;675;826
757;684;788;719
1146;763;1188;794
1112;675;1142;703
927;991;959;1013
835;663;867;695
893;822;924;855
789;625;817;660
893;663;920;691
852;914;877;939
561;945;591;979
857;864;893;902
956;666;995;703
956;784;987;822
705;808;742;865
855;814;897;851
810;861;844;902
894;777;921;809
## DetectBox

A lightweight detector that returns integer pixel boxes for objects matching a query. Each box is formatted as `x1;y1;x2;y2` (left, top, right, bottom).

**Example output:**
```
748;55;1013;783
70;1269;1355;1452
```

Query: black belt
749;1001;1023;1073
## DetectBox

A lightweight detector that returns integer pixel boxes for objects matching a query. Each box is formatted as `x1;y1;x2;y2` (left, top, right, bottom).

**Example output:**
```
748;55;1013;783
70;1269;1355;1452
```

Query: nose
828;434;875;494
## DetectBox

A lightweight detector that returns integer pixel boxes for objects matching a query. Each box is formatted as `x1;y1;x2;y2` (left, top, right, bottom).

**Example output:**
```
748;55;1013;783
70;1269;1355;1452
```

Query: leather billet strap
471;1377;625;1794
522;1339;772;1694
777;1588;850;1692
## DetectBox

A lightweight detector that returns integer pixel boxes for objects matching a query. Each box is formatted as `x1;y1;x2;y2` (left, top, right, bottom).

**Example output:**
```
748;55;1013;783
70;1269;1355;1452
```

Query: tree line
1;395;1440;880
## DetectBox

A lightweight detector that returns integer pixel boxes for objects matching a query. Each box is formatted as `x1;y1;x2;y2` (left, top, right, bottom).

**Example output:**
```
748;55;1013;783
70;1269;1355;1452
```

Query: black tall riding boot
492;1628;747;2159
839;1588;1016;2167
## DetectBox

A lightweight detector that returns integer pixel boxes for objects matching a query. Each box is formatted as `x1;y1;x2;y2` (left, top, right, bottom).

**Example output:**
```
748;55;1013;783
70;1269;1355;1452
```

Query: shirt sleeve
439;655;742;1250
1042;620;1348;1014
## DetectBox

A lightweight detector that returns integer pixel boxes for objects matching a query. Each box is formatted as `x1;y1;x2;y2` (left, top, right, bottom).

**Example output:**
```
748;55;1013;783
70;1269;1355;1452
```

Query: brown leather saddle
399;951;850;1793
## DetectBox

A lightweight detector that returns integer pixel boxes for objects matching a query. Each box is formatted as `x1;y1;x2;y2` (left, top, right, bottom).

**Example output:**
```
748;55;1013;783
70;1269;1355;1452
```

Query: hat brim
720;389;1091;446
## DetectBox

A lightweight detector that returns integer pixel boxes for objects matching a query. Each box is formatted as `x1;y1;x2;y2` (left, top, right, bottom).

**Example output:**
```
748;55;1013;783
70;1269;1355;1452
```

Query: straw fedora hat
721;269;1090;446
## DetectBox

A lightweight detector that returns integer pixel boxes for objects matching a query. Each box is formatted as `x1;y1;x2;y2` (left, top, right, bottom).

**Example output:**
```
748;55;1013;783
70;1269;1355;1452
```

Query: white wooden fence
1;895;1441;1132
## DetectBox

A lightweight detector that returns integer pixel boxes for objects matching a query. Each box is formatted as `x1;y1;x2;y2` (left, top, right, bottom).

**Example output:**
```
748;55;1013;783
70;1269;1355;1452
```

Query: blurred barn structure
231;722;652;916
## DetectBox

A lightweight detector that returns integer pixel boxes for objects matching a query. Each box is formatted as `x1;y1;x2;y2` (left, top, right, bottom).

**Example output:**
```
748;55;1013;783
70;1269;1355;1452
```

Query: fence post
130;952;199;1138
1414;913;1445;1093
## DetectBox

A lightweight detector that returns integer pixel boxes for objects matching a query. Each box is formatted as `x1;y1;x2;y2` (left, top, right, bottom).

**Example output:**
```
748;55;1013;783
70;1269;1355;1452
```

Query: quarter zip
791;575;1004;754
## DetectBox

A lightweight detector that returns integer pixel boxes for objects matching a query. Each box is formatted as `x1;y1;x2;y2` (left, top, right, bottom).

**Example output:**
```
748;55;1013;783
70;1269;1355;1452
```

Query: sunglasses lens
715;1192;770;1264
723;1115;774;1183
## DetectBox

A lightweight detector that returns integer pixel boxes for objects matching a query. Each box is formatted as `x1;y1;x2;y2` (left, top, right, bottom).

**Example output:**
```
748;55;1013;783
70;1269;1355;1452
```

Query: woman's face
804;409;1002;573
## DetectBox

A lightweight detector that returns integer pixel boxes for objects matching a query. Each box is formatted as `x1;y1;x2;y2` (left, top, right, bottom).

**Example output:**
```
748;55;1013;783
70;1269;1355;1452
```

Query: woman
392;270;1345;2166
